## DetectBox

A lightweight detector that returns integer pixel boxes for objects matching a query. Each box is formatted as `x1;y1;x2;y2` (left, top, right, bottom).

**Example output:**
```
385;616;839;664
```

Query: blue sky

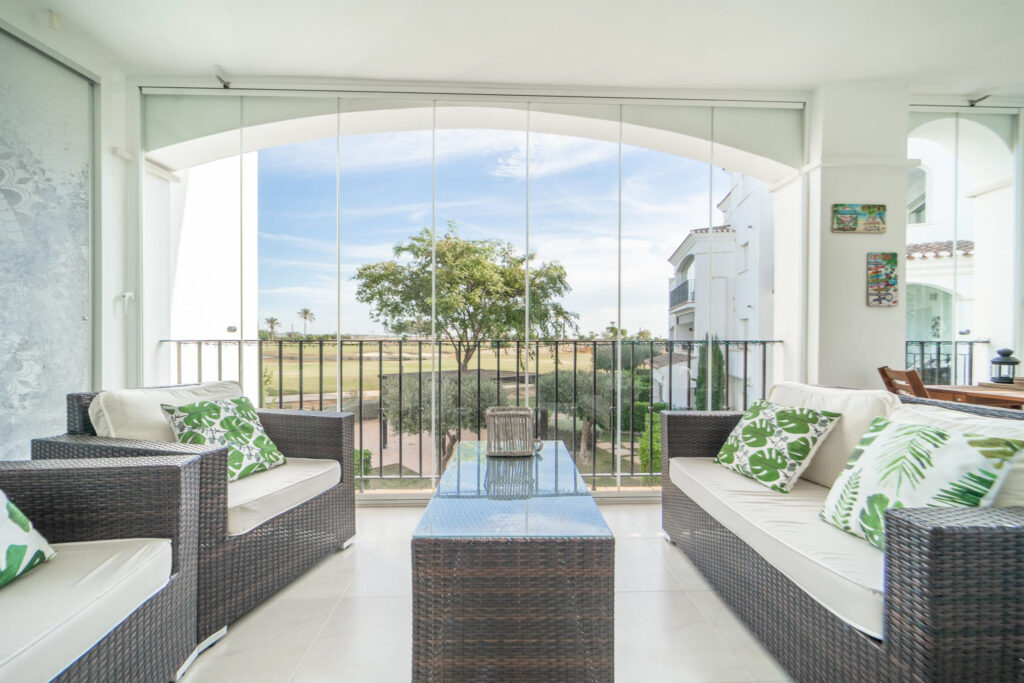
258;129;727;337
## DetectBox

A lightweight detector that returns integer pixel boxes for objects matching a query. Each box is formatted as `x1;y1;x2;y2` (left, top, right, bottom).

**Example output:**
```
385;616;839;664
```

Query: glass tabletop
412;440;613;539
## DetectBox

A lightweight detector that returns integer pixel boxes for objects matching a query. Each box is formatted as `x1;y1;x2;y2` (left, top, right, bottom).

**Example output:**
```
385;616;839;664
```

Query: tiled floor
182;503;792;682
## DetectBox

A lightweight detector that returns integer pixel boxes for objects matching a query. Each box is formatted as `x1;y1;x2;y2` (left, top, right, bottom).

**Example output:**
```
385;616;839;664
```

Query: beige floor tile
290;595;412;683
615;537;687;593
713;623;793;682
598;505;646;538
341;540;412;598
615;591;752;682
646;536;713;590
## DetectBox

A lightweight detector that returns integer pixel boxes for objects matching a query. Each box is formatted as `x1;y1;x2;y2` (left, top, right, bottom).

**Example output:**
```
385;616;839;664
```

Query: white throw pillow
767;382;901;487
88;381;244;442
0;489;56;588
821;417;1023;550
892;403;1024;506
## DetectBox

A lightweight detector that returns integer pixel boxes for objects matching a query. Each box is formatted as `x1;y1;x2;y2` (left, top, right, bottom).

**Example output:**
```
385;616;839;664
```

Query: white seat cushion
0;538;171;682
88;381;243;441
891;403;1024;506
767;382;901;487
227;458;341;536
670;457;885;639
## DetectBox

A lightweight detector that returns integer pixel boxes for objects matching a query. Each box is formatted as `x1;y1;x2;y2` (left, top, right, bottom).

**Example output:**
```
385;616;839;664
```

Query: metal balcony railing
905;340;987;385
669;279;695;308
164;338;778;490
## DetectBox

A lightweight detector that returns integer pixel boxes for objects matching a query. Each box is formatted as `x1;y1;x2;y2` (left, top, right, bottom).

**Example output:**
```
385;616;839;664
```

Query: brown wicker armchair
32;391;356;647
660;398;1024;682
0;455;200;682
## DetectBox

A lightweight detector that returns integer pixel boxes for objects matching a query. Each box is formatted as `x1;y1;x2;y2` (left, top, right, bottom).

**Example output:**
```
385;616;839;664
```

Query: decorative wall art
832;204;887;233
866;252;898;307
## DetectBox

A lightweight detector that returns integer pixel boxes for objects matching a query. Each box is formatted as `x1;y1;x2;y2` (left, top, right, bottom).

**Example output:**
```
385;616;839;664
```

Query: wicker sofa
0;455;200;682
661;392;1024;682
32;388;356;647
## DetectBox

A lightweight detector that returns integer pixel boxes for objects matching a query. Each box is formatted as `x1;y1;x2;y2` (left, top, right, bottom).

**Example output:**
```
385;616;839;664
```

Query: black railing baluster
358;340;364;466
277;341;284;409
686;342;692;409
554;341;559;444
572;341;577;460
622;344;630;473
592;341;597;486
378;340;384;478
723;340;730;410
476;340;481;439
743;341;749;409
515;340;521;406
197;342;203;383
298;340;304;409
667;341;673;410
318;340;324;411
457;342;462;449
398;340;403;477
217;341;223;380
418;340;423;477
257;340;264;408
495;340;502;407
761;341;768;399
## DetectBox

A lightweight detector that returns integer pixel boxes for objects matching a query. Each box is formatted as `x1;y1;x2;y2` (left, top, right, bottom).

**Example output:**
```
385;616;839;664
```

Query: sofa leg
174;626;228;680
661;530;672;543
341;537;355;550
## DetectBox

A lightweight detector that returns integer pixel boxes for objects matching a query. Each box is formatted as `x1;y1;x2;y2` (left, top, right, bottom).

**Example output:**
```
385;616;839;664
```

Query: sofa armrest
0;456;200;574
32;433;219;460
660;411;742;479
883;505;1024;678
258;410;354;480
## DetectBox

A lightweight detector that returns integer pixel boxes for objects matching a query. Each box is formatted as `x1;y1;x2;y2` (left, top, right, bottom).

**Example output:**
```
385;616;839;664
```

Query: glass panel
434;100;528;476
621;104;712;479
712;106;798;409
528;102;621;487
0;32;92;459
143;94;242;387
338;97;434;487
244;96;339;410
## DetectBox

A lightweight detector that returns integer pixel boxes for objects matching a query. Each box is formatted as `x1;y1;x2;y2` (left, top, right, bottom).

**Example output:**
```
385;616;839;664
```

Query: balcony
165;337;777;491
669;279;696;308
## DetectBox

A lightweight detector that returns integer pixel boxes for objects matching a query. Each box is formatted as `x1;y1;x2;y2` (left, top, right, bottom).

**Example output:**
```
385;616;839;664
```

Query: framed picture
832;204;887;233
867;252;898;307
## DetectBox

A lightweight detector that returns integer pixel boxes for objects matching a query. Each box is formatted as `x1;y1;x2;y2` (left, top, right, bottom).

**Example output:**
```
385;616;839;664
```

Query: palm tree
264;316;280;339
297;308;316;337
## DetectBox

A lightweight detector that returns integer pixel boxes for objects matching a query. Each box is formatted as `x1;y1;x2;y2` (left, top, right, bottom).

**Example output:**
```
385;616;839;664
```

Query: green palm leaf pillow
163;396;286;481
0;489;56;589
715;398;842;492
821;417;1024;550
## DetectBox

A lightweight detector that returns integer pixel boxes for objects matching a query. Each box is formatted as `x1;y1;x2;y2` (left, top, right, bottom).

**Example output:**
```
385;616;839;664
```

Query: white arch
146;103;800;183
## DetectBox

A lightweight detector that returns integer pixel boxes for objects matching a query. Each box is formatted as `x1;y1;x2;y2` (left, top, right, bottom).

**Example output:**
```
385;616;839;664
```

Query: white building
655;173;775;408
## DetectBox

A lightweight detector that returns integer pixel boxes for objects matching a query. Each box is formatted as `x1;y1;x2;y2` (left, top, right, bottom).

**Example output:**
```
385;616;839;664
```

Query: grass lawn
262;341;599;397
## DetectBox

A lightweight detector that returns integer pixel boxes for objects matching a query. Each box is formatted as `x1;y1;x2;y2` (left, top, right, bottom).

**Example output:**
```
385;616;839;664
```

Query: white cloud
492;134;619;179
259;232;395;261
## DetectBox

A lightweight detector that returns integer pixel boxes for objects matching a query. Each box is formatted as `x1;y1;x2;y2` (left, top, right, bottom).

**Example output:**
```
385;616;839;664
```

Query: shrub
354;449;373;477
637;408;664;474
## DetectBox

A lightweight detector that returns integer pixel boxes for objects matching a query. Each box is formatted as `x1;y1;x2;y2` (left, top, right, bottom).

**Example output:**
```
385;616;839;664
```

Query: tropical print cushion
715;398;842;492
821;417;1024;550
163;396;285;481
0;489;56;588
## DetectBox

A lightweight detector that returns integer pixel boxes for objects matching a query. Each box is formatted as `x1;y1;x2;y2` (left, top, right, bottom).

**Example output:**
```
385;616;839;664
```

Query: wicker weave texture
40;391;357;645
0;456;200;683
661;403;1024;682
485;406;536;456
412;537;614;682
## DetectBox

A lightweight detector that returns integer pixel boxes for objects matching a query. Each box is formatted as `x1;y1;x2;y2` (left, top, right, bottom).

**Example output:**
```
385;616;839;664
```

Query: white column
804;82;911;388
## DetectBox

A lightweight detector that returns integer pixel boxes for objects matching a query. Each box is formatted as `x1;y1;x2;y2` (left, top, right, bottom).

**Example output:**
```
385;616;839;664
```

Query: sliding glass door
141;92;803;489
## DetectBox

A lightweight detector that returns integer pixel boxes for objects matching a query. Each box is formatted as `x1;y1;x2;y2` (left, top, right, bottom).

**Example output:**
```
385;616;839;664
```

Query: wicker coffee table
412;440;614;682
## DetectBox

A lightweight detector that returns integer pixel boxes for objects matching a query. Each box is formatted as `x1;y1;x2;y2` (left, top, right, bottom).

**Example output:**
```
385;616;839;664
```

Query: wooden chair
878;366;930;398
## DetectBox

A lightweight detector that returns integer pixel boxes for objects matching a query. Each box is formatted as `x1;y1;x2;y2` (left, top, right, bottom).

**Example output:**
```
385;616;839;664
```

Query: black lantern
990;348;1020;384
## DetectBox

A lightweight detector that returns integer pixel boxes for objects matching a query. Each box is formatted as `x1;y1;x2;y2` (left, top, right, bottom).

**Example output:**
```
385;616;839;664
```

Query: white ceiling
15;0;1024;98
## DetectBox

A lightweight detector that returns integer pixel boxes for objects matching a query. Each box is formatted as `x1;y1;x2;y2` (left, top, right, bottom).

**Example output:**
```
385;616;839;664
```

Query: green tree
264;316;281;339
380;372;500;469
695;335;727;410
638;411;662;474
535;369;615;464
355;223;578;371
297;308;315;336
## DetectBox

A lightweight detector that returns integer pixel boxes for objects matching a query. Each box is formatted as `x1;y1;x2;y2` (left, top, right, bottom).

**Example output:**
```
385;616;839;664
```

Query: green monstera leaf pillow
163;397;286;481
0;489;56;589
821;417;1024;550
715;399;842;492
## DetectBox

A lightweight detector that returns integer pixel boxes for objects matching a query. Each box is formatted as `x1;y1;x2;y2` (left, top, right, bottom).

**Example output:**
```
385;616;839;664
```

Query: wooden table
925;385;1024;409
411;441;614;682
